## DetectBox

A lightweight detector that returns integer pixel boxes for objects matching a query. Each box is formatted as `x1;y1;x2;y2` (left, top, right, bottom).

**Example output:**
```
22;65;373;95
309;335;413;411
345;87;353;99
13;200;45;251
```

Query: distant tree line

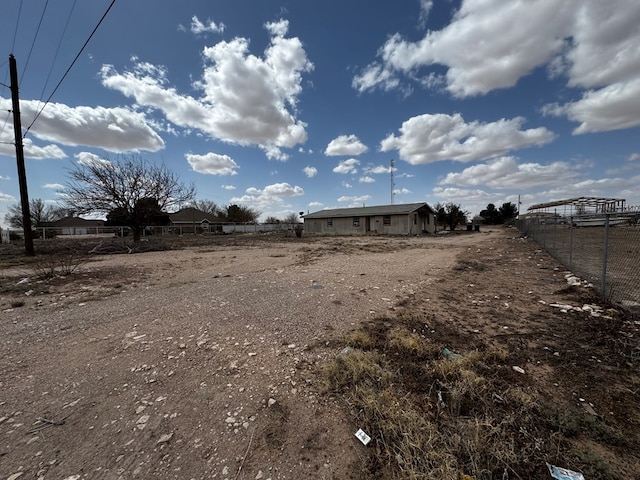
4;199;71;229
4;155;265;244
478;202;518;224
433;202;470;230
430;201;518;230
188;200;262;224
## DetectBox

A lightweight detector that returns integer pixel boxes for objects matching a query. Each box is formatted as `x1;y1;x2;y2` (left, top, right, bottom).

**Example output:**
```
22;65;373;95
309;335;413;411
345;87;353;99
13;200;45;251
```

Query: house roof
169;207;221;224
47;216;104;227
303;202;434;219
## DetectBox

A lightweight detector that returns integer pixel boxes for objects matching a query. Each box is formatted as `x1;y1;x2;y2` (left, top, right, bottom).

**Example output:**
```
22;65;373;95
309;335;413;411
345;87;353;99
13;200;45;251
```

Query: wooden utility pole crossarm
9;54;34;256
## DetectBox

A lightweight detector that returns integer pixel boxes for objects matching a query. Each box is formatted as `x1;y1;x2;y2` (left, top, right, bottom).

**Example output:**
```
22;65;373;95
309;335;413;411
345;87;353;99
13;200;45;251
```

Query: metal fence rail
516;215;640;312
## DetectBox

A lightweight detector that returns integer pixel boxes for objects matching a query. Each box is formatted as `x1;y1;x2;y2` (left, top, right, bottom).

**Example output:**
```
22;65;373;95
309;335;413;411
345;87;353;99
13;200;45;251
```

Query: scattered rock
136;415;150;430
156;432;174;445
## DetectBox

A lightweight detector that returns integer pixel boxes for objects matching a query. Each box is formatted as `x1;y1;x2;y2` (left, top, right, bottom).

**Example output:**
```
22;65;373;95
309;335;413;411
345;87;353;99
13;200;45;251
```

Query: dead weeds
320;313;638;479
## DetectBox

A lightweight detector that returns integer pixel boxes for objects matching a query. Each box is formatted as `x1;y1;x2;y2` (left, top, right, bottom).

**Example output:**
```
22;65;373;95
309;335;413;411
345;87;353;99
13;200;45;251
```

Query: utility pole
390;159;395;205
9;54;34;255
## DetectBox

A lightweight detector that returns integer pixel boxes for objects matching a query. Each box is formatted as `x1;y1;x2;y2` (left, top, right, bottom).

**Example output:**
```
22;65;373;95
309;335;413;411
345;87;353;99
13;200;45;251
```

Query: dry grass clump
321;319;560;479
387;327;439;358
453;259;487;271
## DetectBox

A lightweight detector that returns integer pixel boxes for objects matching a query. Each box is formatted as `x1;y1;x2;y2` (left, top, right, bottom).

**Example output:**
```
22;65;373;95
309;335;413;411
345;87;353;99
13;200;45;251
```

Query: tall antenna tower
390;158;395;205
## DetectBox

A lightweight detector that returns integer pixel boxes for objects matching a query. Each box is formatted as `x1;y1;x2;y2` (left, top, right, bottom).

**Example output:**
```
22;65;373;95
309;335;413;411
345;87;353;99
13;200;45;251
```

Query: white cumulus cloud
381;113;554;164
325;134;368;156
333;158;360;174
363;165;392;174
186;152;238;175
543;78;640;134
0;192;16;201
0;97;164;154
440;156;579;189
101;19;313;160
303;166;318;178
189;15;225;35
75;152;111;166
354;0;640;133
231;182;304;209
337;195;371;204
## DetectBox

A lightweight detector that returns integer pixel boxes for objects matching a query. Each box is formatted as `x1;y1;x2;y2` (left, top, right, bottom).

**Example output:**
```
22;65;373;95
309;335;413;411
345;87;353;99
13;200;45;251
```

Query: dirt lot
1;228;639;479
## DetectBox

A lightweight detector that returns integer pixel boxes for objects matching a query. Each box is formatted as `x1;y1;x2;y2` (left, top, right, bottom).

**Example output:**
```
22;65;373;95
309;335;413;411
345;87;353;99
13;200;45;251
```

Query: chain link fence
516;214;640;313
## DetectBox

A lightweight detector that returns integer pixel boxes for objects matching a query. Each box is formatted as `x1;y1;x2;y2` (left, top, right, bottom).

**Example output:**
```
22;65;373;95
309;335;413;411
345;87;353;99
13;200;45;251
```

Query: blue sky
1;0;639;226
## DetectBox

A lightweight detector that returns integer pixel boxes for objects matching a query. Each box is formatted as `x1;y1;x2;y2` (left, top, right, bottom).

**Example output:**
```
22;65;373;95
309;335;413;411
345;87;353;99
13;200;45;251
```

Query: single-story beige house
43;216;105;235
302;202;436;235
168;207;222;234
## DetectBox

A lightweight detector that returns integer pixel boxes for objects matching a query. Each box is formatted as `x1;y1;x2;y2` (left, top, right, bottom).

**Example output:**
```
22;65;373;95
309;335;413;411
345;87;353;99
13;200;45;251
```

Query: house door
366;217;371;231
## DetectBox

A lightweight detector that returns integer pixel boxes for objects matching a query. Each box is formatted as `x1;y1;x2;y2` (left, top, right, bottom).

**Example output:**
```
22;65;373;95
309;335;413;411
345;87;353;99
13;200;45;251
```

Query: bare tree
62;155;195;242
283;212;301;225
4;198;66;228
188;199;221;216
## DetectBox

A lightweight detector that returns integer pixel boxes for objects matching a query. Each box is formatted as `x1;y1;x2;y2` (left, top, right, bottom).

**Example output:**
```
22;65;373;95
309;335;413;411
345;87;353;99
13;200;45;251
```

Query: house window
427;214;430;224
383;215;391;226
327;218;333;227
353;217;360;227
413;213;417;225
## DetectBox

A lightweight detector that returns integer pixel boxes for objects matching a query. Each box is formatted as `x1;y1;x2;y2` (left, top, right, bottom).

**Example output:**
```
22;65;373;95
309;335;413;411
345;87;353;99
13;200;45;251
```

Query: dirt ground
1;228;639;479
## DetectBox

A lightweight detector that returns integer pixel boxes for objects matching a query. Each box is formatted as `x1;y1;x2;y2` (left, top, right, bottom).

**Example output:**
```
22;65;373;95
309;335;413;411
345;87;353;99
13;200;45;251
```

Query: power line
23;0;118;138
38;0;77;102
0;109;12;139
11;0;24;54
0;59;9;75
21;0;50;82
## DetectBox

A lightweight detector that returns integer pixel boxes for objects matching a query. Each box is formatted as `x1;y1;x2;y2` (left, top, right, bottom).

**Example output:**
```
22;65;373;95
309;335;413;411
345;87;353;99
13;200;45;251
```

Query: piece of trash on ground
579;399;600;418
355;428;371;445
512;366;525;374
442;348;461;360
546;463;585;480
338;346;353;357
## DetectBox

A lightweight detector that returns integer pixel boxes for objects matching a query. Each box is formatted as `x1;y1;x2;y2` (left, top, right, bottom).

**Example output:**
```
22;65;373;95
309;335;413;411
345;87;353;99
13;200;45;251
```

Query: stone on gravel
156;432;174;445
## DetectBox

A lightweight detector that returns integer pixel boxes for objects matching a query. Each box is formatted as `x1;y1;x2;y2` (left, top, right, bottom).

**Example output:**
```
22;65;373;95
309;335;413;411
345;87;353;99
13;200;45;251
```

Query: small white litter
355;428;371;445
546;463;585;480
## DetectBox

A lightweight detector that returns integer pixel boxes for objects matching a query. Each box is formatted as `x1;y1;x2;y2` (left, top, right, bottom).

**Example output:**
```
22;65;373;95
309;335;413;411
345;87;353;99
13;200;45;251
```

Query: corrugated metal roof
528;197;626;211
302;202;433;219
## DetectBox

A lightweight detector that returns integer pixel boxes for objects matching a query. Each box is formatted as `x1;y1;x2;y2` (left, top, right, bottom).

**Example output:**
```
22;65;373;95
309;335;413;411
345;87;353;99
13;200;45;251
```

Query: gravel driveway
1;233;485;479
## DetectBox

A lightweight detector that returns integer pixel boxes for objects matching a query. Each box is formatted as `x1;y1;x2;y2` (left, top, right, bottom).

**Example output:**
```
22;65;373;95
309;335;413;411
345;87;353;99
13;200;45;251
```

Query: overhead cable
23;0;118;138
39;0;78;102
11;0;24;54
22;0;50;82
0;110;12;139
